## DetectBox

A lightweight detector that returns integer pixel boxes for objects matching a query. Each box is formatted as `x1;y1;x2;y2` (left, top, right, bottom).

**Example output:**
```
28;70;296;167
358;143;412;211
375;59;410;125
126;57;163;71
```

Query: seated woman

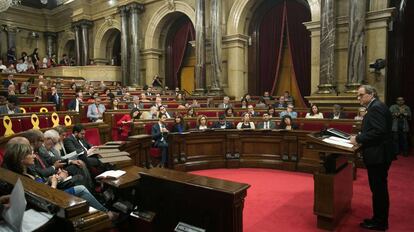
236;112;256;129
354;107;367;120
279;115;298;130
224;106;235;117
241;98;248;109
171;114;188;133
267;106;278;118
2;142;118;220
196;115;209;130
256;97;267;109
185;107;196;118
305;104;324;119
117;108;141;140
33;81;44;102
110;98;120;110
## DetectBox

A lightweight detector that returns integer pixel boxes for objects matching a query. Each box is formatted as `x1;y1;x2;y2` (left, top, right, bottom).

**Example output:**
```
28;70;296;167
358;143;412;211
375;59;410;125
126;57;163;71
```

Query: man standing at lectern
350;85;393;231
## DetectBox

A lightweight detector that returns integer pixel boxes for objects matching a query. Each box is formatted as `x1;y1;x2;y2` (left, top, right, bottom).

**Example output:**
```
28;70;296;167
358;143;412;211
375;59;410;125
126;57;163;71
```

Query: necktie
35;154;46;169
265;122;268;129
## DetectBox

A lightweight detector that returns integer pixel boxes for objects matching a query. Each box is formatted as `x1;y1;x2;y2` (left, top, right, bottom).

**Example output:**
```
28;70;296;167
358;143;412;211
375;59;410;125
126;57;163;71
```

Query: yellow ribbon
3;116;15;137
39;107;48;113
31;114;40;130
20;107;26;113
64;115;72;126
51;112;60;127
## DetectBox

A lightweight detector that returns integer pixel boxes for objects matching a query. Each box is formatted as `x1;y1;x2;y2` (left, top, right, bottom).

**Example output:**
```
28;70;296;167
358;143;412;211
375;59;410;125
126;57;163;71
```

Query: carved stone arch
227;0;320;35
57;30;75;58
93;18;121;59
144;1;195;49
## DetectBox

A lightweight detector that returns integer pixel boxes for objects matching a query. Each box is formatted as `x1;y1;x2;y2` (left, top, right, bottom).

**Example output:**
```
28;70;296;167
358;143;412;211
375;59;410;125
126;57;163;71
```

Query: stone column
44;32;57;58
345;0;367;93
129;3;144;87
6;26;17;57
317;0;336;94
73;25;81;66
225;34;249;98
119;5;129;86
80;20;93;66
142;48;162;86
209;0;223;96
194;0;206;95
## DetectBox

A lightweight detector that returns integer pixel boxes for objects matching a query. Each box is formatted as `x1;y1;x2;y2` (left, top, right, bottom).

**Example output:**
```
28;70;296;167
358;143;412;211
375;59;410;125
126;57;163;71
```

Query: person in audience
110;98;120;110
212;114;234;129
171;114;188;133
68;92;83;112
389;97;411;156
7;47;16;64
185;107;196;118
103;88;115;100
225;107;235;117
329;104;346;119
20;51;28;62
242;93;252;103
31;48;40;70
63;124;106;173
190;99;200;108
241;98;248;109
0;59;7;71
283;91;294;104
87;97;106;122
267;106;278;118
33;81;44;102
2;141;117;220
7;84;16;96
306;104;324;119
53;126;70;157
140;93;150;102
279;115;298;130
59;54;69;65
117;108;141;140
274;96;286;109
48;86;62;111
16;58;28;73
175;93;185;103
152;75;163;87
256;97;267;109
25;57;36;73
3;74;14;88
279;104;298;119
262;91;274;100
257;112;276;129
354;107;367;120
247;104;258;117
2;64;16;74
159;105;172;119
196;115;209;130
218;96;232;109
237;112;255;129
0;95;21;115
128;95;144;109
206;97;215;108
121;92;131;102
151;113;169;168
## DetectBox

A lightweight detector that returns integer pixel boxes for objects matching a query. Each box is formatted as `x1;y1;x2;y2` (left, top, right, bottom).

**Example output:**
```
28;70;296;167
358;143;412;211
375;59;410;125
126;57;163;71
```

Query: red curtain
167;19;195;88
285;0;311;105
258;3;286;95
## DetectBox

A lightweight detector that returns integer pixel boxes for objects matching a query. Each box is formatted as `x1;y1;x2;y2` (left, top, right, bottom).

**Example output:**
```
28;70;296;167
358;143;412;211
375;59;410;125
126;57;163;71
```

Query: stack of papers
322;136;354;148
95;170;126;179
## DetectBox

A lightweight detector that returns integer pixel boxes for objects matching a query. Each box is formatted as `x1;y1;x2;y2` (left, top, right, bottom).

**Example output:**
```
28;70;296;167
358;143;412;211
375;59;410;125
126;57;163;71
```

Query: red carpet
192;156;414;232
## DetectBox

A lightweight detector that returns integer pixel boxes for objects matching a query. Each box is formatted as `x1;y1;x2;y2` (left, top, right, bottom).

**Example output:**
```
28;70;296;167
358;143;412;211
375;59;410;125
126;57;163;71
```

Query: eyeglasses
357;93;368;98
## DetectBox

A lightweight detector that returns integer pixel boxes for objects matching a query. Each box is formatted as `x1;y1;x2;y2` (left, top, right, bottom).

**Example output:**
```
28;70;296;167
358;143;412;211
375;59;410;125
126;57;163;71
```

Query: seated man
151;114;169;168
63;124;106;175
48;86;62;111
2;74;14;88
212;114;234;129
328;104;347;119
68;92;83;112
87;97;106;122
218;96;232;109
128;95;144;109
257;112;276;129
274;96;287;109
279;104;298;119
247;104;259;117
0;95;21;115
262;91;274;100
159;105;172;119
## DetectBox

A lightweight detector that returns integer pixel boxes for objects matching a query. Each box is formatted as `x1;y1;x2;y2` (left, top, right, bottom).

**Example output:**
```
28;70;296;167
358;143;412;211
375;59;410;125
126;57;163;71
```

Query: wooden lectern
306;132;360;231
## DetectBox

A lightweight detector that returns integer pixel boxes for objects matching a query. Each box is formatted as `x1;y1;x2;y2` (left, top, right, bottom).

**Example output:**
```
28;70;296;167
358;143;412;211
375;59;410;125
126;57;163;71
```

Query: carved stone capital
128;2;144;14
118;5;129;16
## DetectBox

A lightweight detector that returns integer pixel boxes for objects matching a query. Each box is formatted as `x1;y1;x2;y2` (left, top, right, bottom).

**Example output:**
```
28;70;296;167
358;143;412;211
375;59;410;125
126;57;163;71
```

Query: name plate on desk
175;222;205;232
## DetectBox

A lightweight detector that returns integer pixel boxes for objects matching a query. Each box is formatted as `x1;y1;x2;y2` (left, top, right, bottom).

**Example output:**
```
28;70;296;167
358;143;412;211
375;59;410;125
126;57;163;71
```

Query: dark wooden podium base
314;163;353;230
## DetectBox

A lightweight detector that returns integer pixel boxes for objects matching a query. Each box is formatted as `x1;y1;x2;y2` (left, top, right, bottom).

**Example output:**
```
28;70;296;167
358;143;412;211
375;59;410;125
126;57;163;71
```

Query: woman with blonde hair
196;115;209;130
236;112;255;129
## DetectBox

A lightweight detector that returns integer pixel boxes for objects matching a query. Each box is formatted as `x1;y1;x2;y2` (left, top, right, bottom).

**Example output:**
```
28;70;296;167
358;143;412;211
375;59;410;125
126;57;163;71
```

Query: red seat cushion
301;121;326;131
150;148;161;158
85;128;101;146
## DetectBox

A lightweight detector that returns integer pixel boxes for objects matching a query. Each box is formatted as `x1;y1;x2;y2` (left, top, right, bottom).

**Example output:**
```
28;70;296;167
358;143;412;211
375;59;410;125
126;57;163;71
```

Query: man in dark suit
328;104;347;119
2;74;14;88
257;112;276;129
350;85;393;231
151;113;169;168
0;95;21;115
48;86;62;111
212;114;234;129
67;92;83;112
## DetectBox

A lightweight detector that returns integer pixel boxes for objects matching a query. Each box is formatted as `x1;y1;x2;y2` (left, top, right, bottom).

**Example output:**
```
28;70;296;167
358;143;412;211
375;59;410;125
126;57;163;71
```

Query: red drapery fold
258;2;286;95
285;0;311;106
167;20;195;88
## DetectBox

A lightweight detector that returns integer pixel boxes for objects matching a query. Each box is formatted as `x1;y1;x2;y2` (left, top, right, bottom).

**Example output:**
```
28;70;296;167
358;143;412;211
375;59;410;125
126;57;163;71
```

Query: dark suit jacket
48;92;62;111
356;99;393;165
212;121;234;129
64;135;92;154
67;99;79;111
3;79;13;88
34;146;60;178
327;112;347;119
151;123;167;146
171;123;188;133
257;121;276;129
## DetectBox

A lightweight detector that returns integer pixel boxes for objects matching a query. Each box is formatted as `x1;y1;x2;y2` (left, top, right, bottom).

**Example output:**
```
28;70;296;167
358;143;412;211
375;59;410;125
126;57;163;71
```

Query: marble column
44;32;57;58
194;0;206;95
119;5;129;86
73;25;81;66
6;26;17;51
129;3;144;87
80;20;93;66
209;0;223;96
345;0;367;93
317;0;336;94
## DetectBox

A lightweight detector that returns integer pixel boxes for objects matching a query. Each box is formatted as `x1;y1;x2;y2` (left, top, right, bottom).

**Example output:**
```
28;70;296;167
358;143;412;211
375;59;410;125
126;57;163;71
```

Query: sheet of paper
21;209;53;232
328;136;352;144
2;178;27;232
96;170;126;179
64;151;84;160
322;138;354;148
